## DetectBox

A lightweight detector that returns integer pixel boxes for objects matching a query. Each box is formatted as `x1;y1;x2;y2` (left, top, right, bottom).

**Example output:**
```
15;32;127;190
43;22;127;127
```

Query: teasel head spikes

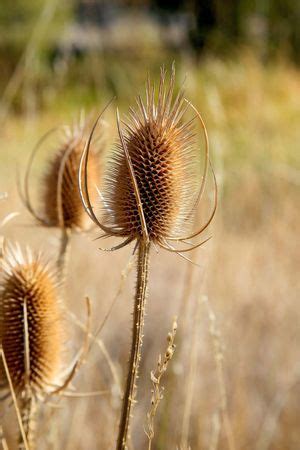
0;243;91;448
0;243;63;398
79;66;217;255
19;117;101;232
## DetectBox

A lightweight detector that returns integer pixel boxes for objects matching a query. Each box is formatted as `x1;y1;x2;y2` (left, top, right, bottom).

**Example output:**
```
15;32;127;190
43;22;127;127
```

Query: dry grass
145;317;177;449
0;55;299;449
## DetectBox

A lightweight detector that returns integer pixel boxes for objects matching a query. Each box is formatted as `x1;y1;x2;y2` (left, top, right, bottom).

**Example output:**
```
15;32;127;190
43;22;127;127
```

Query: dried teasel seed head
102;69;204;247
0;244;63;397
81;68;216;253
42;126;100;230
19;119;102;232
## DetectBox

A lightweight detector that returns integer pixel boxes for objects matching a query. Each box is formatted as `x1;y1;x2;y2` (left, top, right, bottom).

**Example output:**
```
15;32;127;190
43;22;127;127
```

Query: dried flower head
80;67;217;254
0;244;63;397
19;119;101;231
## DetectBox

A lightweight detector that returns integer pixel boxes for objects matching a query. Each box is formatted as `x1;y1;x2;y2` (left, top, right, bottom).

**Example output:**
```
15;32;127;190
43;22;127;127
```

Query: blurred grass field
0;49;300;450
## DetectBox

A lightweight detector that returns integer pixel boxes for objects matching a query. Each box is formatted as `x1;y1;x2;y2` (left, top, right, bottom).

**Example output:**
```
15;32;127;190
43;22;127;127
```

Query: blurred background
0;1;299;449
1;0;300;119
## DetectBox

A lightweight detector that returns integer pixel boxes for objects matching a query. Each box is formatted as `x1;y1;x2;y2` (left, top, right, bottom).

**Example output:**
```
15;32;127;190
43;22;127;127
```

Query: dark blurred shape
149;0;300;61
0;0;299;115
268;0;300;63
77;0;119;25
189;1;218;52
1;0;300;65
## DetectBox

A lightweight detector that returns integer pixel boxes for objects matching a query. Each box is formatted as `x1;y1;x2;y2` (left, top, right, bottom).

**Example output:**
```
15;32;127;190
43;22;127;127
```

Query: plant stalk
116;239;150;449
18;395;37;450
57;227;71;282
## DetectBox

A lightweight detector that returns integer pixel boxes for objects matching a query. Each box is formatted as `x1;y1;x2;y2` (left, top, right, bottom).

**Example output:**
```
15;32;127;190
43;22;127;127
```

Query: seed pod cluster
0;245;63;397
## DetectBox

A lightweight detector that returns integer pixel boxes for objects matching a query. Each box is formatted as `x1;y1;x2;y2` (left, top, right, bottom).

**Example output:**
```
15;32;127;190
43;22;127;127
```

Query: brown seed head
0;244;63;397
42;129;100;230
103;70;200;245
80;69;216;253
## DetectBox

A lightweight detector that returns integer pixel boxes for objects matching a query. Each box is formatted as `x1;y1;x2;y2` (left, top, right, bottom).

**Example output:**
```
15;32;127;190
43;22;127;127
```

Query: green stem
116;239;150;450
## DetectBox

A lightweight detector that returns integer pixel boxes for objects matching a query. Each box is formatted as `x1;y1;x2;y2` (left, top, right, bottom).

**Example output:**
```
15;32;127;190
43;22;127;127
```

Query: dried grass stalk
145;318;177;450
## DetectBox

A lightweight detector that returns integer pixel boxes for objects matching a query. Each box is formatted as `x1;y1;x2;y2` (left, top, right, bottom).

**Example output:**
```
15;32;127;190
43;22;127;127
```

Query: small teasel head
0;243;63;398
80;67;217;253
19;117;101;231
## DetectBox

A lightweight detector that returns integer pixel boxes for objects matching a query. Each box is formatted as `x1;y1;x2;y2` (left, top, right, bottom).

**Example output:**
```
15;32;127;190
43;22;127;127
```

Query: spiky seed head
103;70;200;245
42;130;100;230
0;244;63;397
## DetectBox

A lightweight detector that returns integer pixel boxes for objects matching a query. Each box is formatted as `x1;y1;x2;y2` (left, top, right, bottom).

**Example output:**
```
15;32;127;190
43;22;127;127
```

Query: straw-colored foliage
0;56;299;449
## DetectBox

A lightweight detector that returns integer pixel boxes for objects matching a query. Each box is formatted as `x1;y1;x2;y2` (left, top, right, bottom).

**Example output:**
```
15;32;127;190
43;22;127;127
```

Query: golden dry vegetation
0;55;299;449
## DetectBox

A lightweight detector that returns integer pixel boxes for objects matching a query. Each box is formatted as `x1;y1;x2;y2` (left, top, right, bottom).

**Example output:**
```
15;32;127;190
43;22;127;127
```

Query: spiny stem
57;228;71;281
116;239;150;450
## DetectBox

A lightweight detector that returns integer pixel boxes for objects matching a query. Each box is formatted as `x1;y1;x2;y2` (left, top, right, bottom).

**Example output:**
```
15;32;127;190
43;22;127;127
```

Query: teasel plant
0;243;90;449
18;116;102;280
79;66;217;449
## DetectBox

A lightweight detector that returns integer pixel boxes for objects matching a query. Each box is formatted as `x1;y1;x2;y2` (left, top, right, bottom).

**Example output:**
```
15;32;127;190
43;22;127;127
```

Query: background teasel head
80;66;217;252
19;118;101;232
0;243;63;398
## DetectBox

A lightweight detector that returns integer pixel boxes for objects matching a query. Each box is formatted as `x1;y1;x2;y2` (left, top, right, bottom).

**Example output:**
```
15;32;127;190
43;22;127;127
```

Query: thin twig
94;255;134;338
64;308;122;398
63;255;134;399
145;318;178;450
0;348;29;450
202;296;236;450
255;373;300;450
51;297;91;397
0;425;9;450
180;298;201;448
57;228;71;282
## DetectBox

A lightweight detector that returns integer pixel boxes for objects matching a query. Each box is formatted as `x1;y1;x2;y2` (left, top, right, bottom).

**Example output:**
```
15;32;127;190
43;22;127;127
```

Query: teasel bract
0;243;63;448
0;193;19;258
79;66;217;449
18;118;101;278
